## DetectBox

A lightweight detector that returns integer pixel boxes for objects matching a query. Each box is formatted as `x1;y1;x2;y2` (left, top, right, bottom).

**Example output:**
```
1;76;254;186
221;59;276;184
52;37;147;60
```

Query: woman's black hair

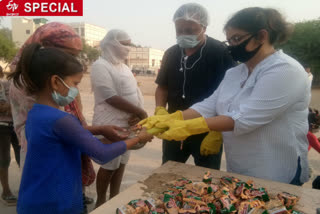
9;43;83;94
224;7;293;45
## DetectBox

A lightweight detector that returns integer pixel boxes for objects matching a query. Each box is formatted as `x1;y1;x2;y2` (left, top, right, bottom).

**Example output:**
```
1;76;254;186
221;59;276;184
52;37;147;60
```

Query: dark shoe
312;176;320;190
0;195;17;206
84;195;94;205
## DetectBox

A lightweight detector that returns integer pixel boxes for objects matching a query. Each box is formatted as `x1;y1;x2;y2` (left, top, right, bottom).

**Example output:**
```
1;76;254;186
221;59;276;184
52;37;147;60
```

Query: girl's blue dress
17;104;126;214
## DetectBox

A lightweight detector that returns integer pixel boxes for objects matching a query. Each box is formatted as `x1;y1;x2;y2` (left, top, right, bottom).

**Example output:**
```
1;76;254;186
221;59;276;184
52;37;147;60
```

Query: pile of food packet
116;171;303;214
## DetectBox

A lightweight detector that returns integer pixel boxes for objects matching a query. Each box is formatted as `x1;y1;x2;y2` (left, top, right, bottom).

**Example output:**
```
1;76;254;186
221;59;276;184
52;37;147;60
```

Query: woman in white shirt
91;29;147;207
141;7;310;185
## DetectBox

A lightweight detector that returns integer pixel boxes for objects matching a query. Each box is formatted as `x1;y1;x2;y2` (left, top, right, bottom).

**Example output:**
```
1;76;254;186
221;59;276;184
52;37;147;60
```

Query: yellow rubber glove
200;131;223;156
154;106;169;115
155;117;210;141
138;110;183;129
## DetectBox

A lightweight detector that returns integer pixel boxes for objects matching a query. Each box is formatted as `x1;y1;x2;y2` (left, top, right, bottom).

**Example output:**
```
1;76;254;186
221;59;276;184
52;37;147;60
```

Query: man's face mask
112;41;130;60
117;45;130;60
51;76;79;106
176;29;203;49
227;34;262;63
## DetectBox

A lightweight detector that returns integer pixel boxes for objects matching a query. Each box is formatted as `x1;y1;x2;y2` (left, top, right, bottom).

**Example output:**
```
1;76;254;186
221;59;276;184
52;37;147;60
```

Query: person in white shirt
303;63;313;86
91;29;147;207
141;7;310;185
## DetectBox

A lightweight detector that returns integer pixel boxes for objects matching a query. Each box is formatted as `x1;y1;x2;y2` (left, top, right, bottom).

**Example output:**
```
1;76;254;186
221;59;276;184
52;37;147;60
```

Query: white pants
100;150;130;170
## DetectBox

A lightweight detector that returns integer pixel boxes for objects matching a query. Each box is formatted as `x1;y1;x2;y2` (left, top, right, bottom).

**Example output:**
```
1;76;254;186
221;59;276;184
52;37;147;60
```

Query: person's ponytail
9;43;42;94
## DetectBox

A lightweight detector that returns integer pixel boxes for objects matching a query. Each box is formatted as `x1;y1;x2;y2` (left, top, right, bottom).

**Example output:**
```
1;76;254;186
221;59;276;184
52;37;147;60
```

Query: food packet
277;192;299;211
116;205;136;214
220;176;240;190
249;188;270;202
164;198;179;214
203;171;214;184
238;202;251;214
174;178;192;188
219;195;236;213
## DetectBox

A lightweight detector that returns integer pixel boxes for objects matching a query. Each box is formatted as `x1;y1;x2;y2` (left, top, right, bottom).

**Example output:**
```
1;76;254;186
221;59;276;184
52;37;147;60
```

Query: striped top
192;50;310;183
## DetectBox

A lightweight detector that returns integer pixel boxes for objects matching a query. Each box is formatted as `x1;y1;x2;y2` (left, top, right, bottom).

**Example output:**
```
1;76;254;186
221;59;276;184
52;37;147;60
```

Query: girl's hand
137;128;153;143
99;125;129;142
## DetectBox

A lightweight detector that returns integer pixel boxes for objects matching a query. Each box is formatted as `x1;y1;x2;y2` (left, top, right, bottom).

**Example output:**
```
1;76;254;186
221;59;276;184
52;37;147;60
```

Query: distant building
11;18;48;47
68;22;107;47
127;47;164;74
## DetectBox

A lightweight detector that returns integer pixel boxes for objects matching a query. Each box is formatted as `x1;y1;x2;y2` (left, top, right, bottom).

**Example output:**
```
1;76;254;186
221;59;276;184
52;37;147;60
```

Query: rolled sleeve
224;111;242;121
231;63;308;136
191;88;219;118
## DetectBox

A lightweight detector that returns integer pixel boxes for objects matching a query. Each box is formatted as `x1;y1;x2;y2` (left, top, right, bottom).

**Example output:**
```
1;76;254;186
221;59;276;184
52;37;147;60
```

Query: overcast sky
1;0;319;50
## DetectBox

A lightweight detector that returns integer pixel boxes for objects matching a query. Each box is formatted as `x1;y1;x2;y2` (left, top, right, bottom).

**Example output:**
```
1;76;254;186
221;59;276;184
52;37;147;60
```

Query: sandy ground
1;74;320;213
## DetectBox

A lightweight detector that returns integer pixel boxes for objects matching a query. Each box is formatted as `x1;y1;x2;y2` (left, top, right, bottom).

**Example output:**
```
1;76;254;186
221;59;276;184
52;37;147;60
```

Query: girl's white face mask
51;77;79;106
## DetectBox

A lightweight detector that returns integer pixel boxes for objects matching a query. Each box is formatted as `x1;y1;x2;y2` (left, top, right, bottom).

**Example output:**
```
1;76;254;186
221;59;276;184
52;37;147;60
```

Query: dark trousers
0;124;20;168
312;176;320;189
162;133;222;170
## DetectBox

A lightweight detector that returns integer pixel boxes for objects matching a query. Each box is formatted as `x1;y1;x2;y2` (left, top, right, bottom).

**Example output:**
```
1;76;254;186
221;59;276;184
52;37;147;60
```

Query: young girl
12;43;153;214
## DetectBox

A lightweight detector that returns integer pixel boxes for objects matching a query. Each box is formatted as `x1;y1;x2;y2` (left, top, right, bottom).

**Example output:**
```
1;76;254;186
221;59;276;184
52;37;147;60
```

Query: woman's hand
98;125;129;142
155;117;210;141
200;131;223;156
139;110;183;129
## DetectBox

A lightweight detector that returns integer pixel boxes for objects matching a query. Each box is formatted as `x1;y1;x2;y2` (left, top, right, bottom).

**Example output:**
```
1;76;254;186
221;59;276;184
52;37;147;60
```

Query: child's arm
85;125;128;142
106;95;147;120
53;115;152;164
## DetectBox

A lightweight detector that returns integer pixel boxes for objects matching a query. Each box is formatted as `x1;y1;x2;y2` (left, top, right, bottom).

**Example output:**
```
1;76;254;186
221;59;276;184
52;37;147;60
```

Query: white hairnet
173;3;209;27
100;29;131;64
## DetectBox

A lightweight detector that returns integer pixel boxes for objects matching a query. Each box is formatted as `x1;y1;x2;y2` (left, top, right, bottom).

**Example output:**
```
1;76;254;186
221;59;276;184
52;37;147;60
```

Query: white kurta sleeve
190;83;221;118
91;62;118;104
231;63;308;136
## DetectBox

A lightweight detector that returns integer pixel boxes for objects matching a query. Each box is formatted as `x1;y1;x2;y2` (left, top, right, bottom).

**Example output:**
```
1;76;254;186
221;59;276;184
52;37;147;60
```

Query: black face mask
227;35;262;63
